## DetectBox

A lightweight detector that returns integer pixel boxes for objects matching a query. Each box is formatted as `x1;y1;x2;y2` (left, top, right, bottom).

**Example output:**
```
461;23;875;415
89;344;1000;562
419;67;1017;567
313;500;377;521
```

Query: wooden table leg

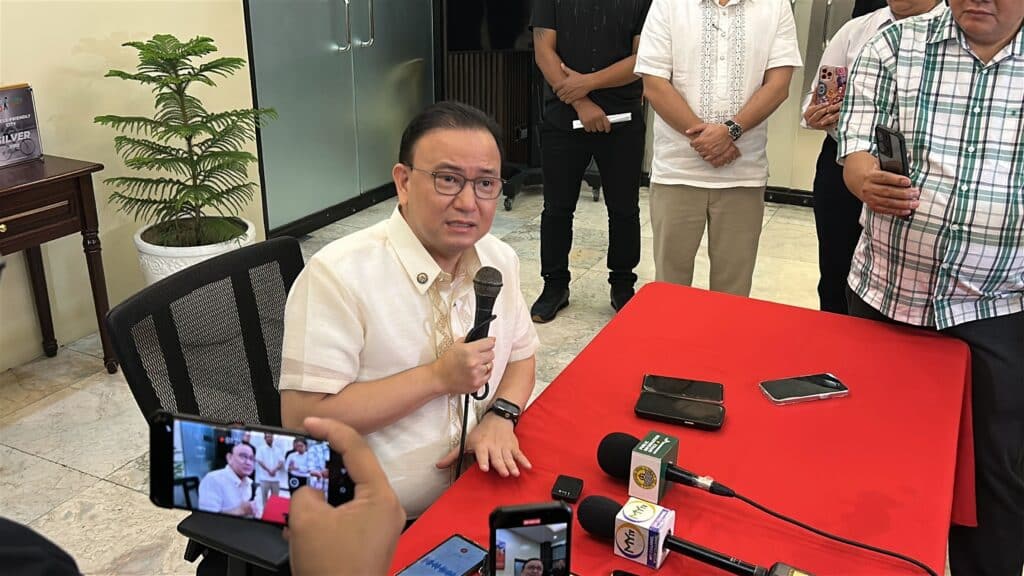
24;245;58;357
79;176;118;374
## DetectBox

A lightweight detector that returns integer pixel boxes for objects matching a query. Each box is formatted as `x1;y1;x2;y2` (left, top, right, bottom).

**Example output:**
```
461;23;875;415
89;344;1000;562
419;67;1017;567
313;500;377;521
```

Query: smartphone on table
396;534;487;576
149;411;353;526
642;374;724;404
490;501;572;576
634;391;726;431
814;65;848;105
759;373;850;405
875;125;914;220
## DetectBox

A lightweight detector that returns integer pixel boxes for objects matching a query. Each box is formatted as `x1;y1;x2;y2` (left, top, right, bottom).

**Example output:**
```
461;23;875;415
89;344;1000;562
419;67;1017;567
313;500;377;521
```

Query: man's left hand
436;414;532;478
555;64;594;104
687;123;735;163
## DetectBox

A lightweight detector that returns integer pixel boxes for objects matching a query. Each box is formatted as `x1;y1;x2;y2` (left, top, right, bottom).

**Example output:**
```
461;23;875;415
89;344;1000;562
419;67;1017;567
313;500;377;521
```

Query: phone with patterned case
814;65;848;106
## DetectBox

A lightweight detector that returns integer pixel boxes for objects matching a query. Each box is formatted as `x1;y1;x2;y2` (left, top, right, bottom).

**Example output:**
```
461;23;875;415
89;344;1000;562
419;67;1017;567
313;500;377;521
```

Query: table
392;283;975;575
0;156;117;373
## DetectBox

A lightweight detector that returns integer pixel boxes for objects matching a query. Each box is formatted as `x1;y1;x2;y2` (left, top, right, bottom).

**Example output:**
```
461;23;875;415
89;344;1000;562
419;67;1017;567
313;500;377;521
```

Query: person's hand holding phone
286;417;406;576
803;102;841;130
844;152;920;217
859;168;920;217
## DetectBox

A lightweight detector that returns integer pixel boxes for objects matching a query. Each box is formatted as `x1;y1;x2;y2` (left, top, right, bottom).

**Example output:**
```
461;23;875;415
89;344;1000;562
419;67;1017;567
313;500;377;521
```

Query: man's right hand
432;336;496;396
857;168;920;217
803;102;841;130
573;99;611;133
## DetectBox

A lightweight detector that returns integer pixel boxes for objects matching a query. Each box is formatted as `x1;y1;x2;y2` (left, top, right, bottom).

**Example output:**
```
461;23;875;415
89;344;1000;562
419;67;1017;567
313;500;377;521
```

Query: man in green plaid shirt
838;1;1023;574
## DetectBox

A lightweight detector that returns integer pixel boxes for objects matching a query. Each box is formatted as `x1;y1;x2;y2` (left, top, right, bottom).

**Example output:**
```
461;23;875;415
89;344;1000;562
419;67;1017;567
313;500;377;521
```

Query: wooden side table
0;156;117;373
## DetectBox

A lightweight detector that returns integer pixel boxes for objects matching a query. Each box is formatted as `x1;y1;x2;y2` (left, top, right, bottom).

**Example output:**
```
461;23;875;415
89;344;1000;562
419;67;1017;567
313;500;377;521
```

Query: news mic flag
629;431;678;504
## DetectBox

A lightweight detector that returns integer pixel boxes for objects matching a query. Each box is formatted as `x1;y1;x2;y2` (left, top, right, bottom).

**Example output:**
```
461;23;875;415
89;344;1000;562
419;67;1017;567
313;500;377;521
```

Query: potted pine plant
95;34;276;285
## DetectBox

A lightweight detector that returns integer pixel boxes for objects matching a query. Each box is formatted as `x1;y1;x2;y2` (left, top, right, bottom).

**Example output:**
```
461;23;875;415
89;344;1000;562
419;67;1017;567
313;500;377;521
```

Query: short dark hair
398;101;503;166
231;442;254;457
523;558;544;567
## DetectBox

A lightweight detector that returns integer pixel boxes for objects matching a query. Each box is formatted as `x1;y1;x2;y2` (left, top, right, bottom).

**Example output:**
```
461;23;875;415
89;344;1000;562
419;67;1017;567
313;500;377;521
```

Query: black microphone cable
733;491;938;576
684;477;938;576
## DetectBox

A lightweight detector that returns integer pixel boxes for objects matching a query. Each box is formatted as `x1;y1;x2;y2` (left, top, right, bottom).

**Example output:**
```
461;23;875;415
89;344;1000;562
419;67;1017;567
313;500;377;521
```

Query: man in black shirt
530;0;651;322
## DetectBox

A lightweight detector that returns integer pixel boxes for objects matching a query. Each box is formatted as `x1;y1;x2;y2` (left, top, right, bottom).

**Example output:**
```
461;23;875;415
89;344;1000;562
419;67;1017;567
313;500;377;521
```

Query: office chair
106;237;304;576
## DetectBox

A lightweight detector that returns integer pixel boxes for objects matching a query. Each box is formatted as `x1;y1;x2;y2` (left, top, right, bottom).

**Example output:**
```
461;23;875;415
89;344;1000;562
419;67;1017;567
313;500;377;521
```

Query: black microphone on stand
466;266;501;400
598;432;737;496
578;496;814;576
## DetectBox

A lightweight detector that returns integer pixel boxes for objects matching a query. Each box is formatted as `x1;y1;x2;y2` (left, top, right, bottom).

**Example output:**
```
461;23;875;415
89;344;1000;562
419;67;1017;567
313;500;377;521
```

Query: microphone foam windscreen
576;495;622;540
597;432;641;481
473;266;503;297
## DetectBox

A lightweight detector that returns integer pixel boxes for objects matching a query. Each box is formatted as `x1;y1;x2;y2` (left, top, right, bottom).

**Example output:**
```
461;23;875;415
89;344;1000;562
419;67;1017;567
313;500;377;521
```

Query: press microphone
467;266;501;343
578;496;814;576
598;432;736;497
467;266;501;399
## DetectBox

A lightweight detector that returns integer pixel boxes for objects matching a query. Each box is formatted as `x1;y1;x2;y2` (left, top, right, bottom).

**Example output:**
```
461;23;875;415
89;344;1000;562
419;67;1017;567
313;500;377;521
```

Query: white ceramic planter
134;218;256;285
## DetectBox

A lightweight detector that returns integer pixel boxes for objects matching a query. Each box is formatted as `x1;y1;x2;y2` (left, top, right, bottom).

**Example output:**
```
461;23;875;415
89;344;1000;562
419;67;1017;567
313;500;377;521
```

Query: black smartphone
642;374;724;404
759;373;849;405
395;534;487;576
490;501;572;576
149;411;353;526
875;125;913;220
634;390;725;431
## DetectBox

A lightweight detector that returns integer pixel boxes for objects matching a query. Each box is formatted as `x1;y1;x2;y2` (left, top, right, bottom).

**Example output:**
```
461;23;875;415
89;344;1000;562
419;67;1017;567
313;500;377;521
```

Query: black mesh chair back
107;236;303;427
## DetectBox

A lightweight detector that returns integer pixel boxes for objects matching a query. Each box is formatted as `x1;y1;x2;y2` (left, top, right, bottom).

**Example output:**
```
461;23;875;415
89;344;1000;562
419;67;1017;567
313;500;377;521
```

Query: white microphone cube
613;497;676;569
629;431;679;504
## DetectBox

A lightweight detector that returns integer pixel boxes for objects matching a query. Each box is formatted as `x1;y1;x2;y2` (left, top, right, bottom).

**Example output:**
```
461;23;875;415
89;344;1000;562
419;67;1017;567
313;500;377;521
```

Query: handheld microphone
466;266;501;400
598;432;736;497
578;496;814;576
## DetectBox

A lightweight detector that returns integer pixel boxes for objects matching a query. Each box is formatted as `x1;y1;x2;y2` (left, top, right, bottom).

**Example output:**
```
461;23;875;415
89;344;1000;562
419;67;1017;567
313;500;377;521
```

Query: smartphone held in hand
149;411;354;526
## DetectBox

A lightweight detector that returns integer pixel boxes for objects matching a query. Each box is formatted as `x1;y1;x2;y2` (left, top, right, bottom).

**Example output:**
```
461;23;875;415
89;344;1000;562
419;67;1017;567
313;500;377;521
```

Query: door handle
822;0;834;51
337;0;353;52
357;0;375;48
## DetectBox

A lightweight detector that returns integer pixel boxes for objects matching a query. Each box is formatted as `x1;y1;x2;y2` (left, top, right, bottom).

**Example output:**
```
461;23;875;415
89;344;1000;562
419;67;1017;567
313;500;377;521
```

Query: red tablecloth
391;283;975;575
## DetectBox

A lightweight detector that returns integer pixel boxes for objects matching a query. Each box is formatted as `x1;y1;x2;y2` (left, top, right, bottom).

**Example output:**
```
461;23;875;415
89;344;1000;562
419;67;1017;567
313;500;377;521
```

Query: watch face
495;399;521;417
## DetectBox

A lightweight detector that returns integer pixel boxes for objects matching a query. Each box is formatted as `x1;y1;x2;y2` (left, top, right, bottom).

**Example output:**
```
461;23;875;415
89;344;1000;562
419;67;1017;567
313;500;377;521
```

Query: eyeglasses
406;165;505;200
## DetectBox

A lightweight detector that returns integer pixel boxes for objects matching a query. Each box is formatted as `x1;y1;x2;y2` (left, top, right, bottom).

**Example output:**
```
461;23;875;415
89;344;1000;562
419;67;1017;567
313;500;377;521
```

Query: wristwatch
487;398;522;427
724;120;744;141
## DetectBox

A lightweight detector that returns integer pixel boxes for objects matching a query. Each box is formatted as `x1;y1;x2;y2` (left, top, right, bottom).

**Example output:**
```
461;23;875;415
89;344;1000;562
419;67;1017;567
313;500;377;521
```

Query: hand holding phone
871;125;919;220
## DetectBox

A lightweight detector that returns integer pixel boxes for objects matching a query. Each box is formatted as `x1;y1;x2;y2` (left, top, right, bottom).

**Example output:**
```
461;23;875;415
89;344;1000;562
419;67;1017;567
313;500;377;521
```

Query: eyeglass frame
404;164;506;200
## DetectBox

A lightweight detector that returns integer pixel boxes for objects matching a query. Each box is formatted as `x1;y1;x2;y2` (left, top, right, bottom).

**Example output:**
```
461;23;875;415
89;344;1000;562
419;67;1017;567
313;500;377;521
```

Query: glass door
248;0;361;230
350;0;435;192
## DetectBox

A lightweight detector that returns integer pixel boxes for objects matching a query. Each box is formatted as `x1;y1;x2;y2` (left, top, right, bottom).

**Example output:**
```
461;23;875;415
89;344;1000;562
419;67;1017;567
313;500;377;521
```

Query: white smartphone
759;373;849;405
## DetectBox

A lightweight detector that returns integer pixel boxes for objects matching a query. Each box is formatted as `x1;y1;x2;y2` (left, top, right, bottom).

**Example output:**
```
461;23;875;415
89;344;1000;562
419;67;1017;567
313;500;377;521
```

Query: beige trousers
649;183;765;297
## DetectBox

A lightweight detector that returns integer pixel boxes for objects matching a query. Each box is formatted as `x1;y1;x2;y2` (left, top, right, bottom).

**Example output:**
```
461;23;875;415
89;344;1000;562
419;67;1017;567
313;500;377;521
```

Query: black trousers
813;137;863;314
540;120;644;288
848;289;1024;576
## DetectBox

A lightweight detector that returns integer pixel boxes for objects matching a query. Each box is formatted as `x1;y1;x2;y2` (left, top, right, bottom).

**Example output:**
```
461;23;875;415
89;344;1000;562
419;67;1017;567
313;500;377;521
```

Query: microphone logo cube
613;497;675;568
629;431;679;504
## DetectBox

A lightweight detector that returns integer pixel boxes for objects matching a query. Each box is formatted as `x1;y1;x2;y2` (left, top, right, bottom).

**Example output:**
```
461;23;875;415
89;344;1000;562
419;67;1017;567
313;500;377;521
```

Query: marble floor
0;187;955;575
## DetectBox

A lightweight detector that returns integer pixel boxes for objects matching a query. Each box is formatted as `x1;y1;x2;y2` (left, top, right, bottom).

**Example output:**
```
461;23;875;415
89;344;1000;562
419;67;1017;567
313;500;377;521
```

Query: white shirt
286;451;311;478
197;466;260;518
635;0;803;188
254;443;284;483
800;3;948;138
280;208;540;517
